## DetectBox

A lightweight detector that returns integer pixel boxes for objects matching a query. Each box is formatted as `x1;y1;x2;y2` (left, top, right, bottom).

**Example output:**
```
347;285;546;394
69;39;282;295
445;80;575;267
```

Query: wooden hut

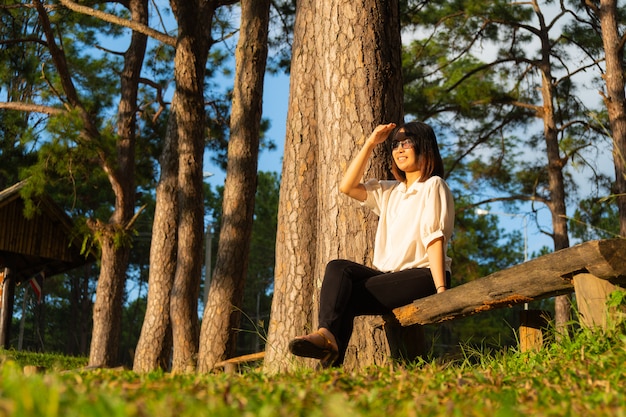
0;180;94;348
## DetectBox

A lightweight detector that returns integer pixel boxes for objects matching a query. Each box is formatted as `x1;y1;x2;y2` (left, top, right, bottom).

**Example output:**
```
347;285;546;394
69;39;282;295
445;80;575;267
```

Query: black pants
318;259;451;364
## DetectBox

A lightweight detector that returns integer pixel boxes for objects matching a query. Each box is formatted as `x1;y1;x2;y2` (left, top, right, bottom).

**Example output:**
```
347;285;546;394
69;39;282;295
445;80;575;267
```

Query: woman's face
391;130;420;173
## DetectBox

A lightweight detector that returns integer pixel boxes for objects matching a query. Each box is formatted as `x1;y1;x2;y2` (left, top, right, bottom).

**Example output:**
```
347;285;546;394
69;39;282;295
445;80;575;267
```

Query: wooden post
0;267;16;349
519;309;550;352
573;273;622;330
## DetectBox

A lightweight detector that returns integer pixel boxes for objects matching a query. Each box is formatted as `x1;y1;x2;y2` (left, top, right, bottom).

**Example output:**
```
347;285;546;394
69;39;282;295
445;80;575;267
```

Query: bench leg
519;309;550;352
573;273;622;330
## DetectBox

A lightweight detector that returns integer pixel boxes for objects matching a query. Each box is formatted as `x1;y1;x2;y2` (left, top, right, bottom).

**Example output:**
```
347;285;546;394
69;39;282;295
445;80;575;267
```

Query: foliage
569;197;621;241
1;321;626;416
0;1;45;189
402;0;614;230
0;349;87;370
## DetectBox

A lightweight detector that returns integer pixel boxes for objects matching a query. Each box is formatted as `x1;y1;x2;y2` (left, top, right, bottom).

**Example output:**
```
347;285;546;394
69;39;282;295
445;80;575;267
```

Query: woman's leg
290;260;380;365
359;268;451;312
318;259;382;340
317;260;386;363
293;260;451;366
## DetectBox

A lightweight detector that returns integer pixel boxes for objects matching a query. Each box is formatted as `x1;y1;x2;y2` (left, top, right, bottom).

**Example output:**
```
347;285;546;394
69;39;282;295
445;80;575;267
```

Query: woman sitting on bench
289;121;455;368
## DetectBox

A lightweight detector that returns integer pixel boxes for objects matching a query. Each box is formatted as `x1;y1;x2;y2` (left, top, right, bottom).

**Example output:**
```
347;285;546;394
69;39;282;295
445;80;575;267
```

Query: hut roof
0;181;94;282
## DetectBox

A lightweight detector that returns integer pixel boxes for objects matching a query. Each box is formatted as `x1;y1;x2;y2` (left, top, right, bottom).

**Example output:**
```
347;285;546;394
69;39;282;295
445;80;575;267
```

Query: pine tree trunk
535;5;571;334
88;0;147;367
0;268;15;349
168;0;214;373
265;0;403;372
89;235;129;366
197;0;270;372
133;0;215;373
133;122;178;372
264;0;321;373
169;76;205;373
598;0;626;237
314;0;403;367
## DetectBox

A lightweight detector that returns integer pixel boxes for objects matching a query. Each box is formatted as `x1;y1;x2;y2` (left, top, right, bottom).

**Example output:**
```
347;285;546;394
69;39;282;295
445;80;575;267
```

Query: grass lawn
1;324;625;417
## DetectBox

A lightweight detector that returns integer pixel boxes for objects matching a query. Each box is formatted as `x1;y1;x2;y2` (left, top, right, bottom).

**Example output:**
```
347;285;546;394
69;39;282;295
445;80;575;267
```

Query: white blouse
361;176;454;273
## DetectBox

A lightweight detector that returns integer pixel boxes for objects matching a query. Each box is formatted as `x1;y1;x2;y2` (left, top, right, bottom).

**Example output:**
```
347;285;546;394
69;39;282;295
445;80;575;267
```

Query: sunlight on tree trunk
264;0;319;373
597;0;626;237
167;1;214;374
132;122;178;371
134;0;215;373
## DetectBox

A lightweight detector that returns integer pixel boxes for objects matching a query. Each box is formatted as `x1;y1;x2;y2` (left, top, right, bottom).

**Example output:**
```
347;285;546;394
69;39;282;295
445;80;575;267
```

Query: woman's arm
339;123;396;201
427;237;447;293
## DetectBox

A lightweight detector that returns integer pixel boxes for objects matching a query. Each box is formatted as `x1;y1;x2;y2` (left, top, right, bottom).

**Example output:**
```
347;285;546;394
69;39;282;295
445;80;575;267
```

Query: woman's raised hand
367;123;396;146
340;123;396;201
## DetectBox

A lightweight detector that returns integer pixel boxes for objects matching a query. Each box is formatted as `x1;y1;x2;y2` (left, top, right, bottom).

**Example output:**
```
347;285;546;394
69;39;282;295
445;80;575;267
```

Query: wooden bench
393;238;626;327
343;239;626;370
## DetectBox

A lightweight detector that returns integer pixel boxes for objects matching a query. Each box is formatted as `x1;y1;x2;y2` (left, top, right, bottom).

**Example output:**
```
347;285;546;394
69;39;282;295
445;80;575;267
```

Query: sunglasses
391;139;414;151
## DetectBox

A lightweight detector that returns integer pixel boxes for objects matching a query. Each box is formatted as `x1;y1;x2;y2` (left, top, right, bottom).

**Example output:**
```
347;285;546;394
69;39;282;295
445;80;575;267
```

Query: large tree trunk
264;0;320;373
133;118;179;372
314;0;403;370
264;0;403;372
133;0;216;373
197;0;270;372
90;0;147;367
88;234;130;366
168;0;214;373
533;1;571;334
598;0;626;237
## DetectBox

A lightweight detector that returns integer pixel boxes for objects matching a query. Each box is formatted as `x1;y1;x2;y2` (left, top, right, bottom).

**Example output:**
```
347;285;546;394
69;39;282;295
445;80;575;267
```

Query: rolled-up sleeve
421;178;454;248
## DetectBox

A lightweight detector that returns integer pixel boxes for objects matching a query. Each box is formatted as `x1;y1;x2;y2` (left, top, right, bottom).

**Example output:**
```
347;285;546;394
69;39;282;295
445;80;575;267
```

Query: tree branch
459;194;548;213
0;101;63;115
138;77;169;122
58;0;176;47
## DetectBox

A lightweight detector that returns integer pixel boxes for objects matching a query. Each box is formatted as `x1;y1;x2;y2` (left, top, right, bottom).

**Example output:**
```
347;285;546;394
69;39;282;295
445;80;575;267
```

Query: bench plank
393;239;626;327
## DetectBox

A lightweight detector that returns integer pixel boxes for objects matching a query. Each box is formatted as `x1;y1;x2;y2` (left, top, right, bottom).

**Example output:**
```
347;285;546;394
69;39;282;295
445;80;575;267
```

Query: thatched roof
0;180;94;282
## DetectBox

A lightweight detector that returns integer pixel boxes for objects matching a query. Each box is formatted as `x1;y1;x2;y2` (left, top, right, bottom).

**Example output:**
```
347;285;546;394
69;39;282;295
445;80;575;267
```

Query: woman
288;121;455;367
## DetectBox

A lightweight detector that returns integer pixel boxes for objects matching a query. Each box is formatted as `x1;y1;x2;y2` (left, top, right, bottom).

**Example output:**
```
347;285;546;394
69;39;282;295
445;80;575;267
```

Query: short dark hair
388;121;444;182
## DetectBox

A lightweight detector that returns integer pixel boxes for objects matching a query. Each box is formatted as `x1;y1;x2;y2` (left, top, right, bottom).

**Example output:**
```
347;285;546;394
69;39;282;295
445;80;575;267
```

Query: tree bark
167;0;215;373
197;0;270;372
89;0;148;367
89;232;130;366
133;0;217;373
264;0;403;372
314;0;404;368
264;0;320;373
597;0;626;237
133;121;178;372
0;268;15;349
532;0;571;334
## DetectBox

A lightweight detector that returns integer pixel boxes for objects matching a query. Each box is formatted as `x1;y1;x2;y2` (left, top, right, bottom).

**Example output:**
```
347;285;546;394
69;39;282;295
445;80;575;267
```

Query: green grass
1;326;625;417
